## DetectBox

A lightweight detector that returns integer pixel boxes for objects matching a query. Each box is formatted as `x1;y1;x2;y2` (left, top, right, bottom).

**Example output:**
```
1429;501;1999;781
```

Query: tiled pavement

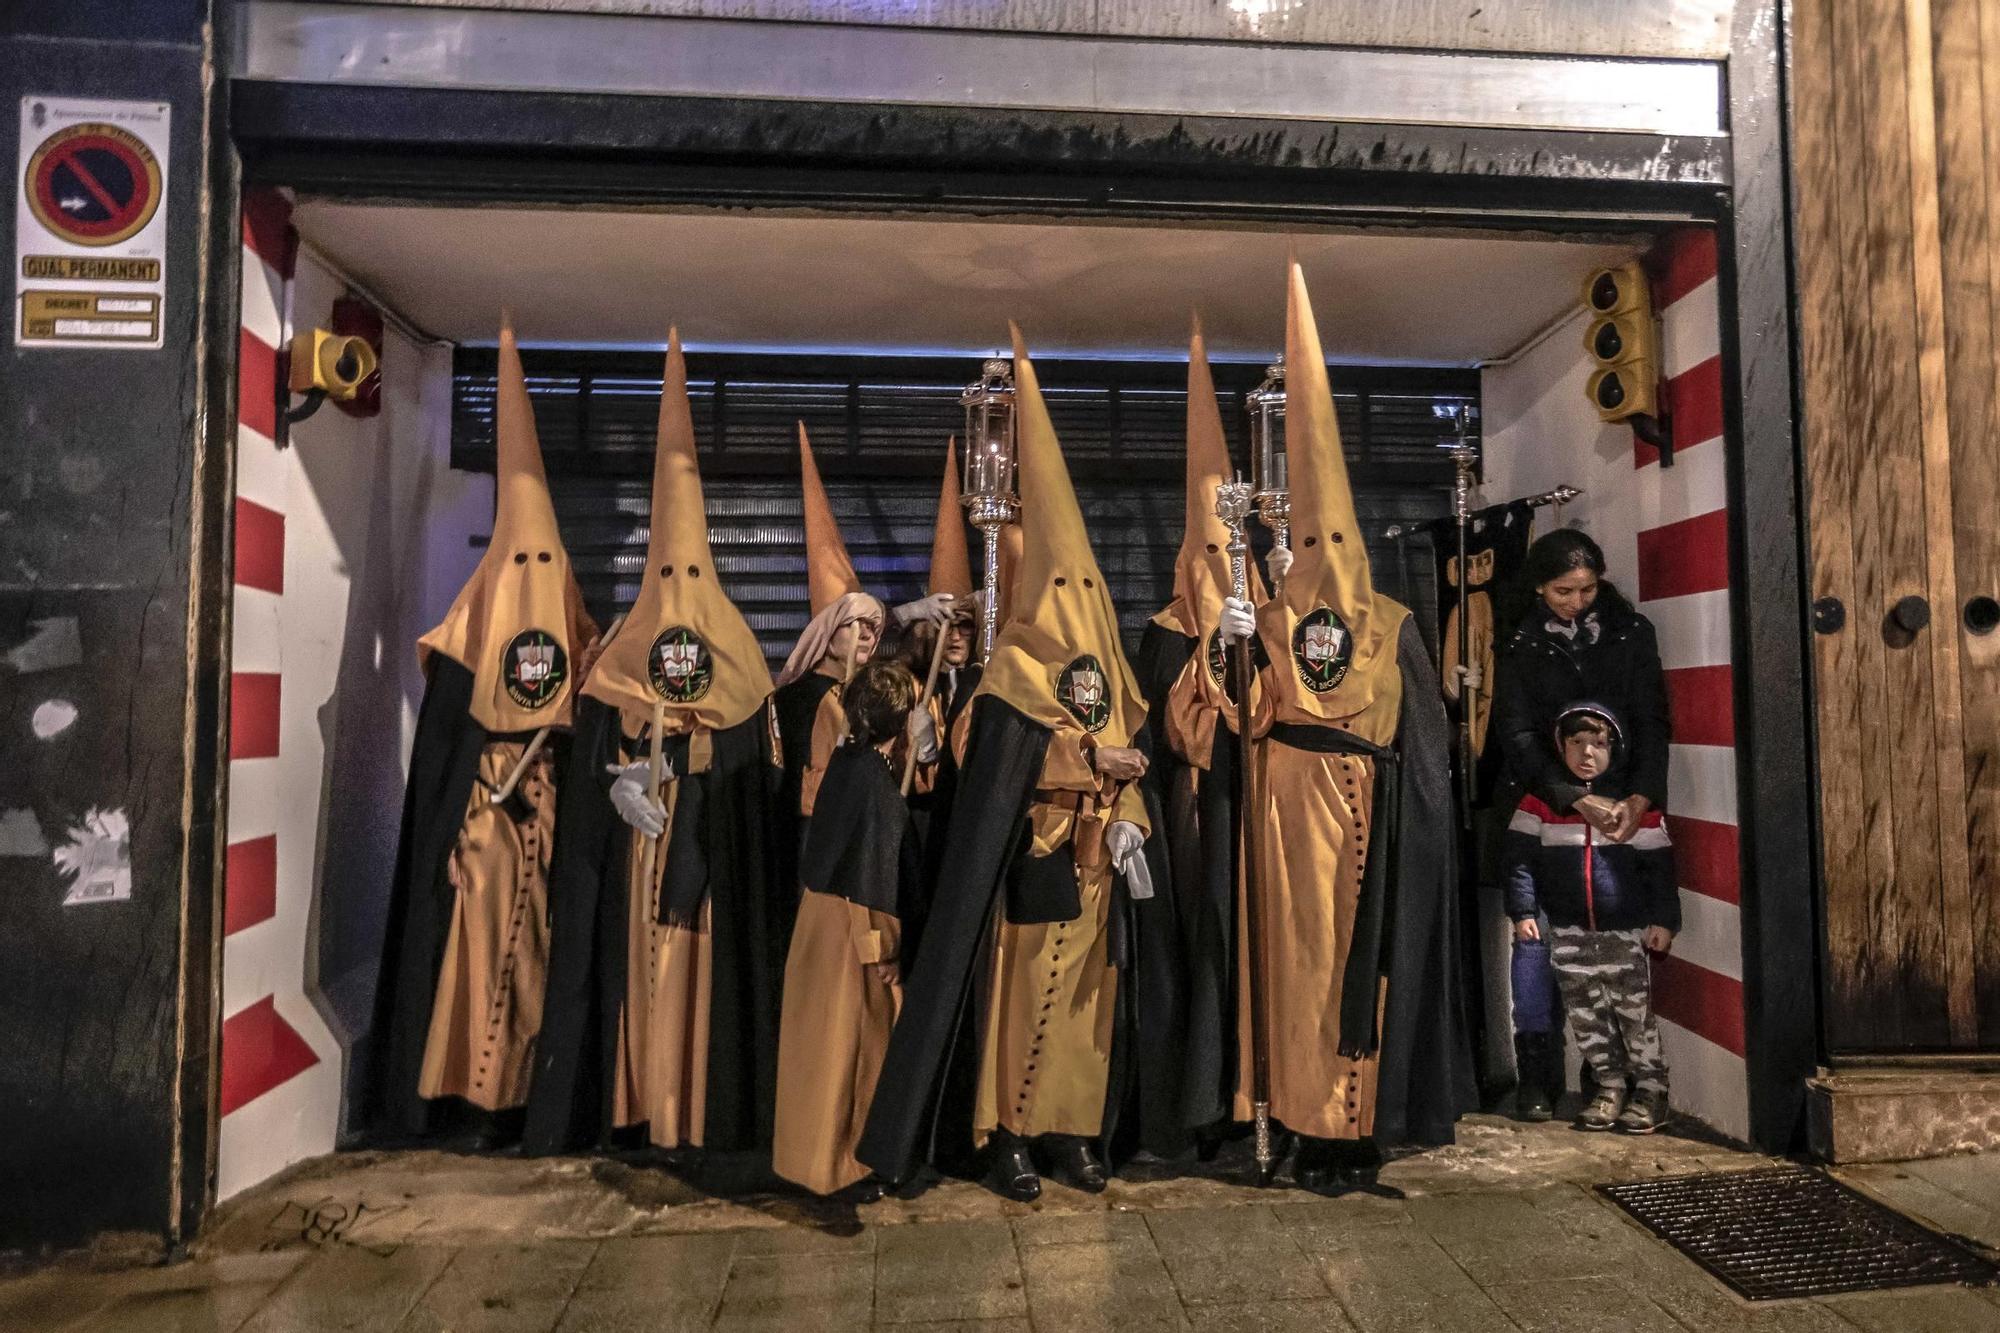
6;1117;2000;1332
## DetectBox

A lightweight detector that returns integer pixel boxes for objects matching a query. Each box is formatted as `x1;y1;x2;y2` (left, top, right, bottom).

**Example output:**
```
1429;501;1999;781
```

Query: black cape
855;696;1170;1183
799;743;922;921
1369;618;1481;1148
521;696;782;1156
771;673;839;942
364;656;570;1140
1132;619;1234;1140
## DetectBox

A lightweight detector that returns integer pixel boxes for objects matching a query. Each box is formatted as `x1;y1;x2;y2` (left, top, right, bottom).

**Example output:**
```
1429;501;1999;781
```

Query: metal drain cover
1600;1165;2000;1301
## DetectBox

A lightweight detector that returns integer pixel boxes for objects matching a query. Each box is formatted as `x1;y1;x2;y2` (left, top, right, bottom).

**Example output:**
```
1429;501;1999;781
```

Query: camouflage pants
1549;927;1668;1096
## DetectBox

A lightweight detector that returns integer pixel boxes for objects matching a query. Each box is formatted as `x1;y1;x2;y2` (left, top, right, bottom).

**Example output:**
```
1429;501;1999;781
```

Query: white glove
1454;662;1483;693
893;592;957;627
1219;596;1256;645
1266;545;1295;583
607;759;669;838
1107;820;1153;900
908;705;939;763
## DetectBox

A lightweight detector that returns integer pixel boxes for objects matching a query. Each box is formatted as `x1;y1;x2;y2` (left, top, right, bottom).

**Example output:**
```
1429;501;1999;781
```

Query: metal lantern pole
960;358;1020;663
1437;403;1480;827
1248;358;1290;591
1215;475;1275;1187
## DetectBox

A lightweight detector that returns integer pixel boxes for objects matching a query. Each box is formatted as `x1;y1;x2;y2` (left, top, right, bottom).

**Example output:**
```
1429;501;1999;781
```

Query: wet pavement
5;1115;2000;1331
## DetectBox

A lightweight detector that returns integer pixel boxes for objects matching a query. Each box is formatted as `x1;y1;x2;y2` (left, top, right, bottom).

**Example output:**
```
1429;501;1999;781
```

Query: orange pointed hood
1258;263;1406;736
582;330;772;731
418;316;596;732
799;422;864;615
928;438;977;600
1154;315;1266;637
974;325;1147;746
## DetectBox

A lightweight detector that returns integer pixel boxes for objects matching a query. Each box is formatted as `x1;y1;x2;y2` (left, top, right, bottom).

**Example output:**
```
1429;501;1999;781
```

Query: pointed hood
1154;316;1265;637
582;329;772;730
1257;263;1406;736
928;438;976;600
799;422;863;614
974;325;1147;746
419;316;596;732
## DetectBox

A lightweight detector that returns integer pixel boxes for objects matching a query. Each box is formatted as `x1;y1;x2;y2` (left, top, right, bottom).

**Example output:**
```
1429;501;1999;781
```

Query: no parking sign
15;96;170;350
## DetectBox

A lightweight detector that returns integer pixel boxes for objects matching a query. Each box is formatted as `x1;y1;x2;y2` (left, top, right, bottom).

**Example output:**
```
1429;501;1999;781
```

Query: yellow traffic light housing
1581;260;1673;463
287;328;378;403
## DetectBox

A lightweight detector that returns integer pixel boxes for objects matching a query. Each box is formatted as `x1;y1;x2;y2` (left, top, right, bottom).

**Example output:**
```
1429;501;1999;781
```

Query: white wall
221;239;485;1199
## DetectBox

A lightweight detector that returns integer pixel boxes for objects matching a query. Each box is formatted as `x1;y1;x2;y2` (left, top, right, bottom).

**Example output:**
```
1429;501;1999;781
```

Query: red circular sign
26;123;161;247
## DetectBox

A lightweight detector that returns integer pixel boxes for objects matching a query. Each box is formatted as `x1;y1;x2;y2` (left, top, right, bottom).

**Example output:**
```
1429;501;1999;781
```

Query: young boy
1504;703;1679;1134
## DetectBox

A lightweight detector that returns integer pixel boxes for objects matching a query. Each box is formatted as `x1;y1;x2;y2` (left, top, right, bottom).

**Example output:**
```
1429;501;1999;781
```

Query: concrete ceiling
290;202;1643;365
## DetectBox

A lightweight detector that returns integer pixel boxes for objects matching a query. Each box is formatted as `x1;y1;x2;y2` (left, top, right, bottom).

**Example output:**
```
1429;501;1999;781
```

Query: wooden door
1791;0;2000;1051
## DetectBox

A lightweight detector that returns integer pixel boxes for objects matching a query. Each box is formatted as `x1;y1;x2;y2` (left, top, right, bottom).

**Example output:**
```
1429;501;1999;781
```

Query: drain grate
1600;1165;2000;1301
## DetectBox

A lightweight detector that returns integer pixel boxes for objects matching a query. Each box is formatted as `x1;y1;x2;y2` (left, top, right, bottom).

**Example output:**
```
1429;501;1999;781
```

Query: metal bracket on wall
1632;411;1673;467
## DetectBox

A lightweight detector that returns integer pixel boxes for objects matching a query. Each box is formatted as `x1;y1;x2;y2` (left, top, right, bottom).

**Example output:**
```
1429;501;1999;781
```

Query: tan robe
611;728;715;1148
772;890;902;1193
419;739;556;1110
1174;656;1389;1143
974;731;1135;1143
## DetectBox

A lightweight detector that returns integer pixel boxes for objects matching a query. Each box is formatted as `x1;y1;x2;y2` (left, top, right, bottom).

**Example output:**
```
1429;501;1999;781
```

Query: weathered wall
1482;231;1749;1142
0;0;225;1251
340;0;1738;59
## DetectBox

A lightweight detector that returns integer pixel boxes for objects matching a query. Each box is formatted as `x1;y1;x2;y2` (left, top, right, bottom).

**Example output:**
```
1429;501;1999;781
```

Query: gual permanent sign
15;97;170;350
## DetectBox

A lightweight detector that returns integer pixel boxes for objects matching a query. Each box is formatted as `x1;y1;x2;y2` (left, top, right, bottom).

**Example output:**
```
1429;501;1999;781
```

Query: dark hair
1522;528;1607;590
844;660;918;747
1557;711;1612;742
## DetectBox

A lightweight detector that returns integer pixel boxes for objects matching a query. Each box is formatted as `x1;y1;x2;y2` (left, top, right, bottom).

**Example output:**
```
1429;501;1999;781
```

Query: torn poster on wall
53;807;131;905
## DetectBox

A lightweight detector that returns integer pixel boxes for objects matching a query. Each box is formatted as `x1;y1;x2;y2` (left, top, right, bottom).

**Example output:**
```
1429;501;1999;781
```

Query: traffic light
1581;261;1660;423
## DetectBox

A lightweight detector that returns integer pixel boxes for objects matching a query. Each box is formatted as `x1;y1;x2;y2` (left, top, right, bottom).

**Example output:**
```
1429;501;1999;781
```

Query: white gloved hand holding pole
907;704;940;763
1265;544;1294;585
893;592;957;627
1106;820;1153;900
1219;596;1257;645
607;759;670;838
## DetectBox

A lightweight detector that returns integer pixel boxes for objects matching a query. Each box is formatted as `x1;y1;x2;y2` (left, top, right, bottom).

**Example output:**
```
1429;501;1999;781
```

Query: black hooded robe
855;696;1166;1184
521;696;781;1156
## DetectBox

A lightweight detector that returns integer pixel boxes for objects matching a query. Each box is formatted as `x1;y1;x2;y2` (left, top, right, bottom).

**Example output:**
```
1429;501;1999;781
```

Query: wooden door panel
1793;0;1983;1051
1933;0;2000;1041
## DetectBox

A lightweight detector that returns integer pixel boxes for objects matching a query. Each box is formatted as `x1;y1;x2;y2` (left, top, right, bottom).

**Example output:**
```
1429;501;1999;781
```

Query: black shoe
988;1135;1041;1202
845;1174;887;1204
1292;1137;1338;1191
1514;1034;1555;1122
1046;1136;1107;1193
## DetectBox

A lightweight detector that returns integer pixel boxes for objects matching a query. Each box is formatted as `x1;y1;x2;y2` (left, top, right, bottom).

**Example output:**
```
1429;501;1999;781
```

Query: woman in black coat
1488;528;1671;1120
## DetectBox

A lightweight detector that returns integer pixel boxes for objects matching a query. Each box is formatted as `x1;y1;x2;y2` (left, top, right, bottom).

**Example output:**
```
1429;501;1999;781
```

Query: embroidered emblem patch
1291;607;1353;694
503;629;568;710
1057;654;1111;733
648;625;713;703
1205;628;1228;689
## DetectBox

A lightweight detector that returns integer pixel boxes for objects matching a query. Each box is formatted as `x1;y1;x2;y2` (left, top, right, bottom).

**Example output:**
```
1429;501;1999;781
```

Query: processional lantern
960;357;1020;662
1246;358;1290;572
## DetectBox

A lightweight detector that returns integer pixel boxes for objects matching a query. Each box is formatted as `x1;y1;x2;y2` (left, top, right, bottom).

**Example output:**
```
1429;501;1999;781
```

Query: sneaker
1574;1082;1626;1132
1615;1089;1669;1135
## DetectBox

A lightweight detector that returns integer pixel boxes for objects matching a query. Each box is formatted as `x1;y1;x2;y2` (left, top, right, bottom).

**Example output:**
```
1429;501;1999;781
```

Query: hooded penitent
523;331;782;1159
582;331;771;733
929;438;977;603
777;423;881;690
861;327;1174;1185
418;318;596;732
975;325;1148;750
1235;263;1473;1154
370;315;598;1140
1258;263;1406;737
1154;317;1265;641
